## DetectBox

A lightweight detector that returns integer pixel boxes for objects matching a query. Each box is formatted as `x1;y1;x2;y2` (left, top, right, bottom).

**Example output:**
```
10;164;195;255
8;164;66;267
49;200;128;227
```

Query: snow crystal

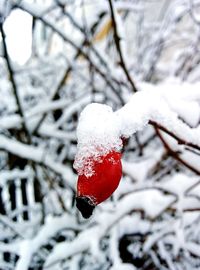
73;103;122;177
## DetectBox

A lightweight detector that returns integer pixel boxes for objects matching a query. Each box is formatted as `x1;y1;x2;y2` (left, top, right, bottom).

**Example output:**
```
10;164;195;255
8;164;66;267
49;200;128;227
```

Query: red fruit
76;151;122;218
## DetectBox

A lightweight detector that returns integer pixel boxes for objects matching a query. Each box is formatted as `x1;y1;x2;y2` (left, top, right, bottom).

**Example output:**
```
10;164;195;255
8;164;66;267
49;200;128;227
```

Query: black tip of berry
76;196;95;218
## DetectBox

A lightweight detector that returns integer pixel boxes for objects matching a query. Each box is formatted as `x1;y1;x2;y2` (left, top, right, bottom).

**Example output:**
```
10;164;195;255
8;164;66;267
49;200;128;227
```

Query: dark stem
155;128;200;175
17;2;124;105
108;0;137;93
150;120;200;152
0;23;31;144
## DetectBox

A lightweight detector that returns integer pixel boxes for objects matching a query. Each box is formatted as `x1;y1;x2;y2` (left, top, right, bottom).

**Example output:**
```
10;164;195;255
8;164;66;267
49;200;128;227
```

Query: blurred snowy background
1;0;200;269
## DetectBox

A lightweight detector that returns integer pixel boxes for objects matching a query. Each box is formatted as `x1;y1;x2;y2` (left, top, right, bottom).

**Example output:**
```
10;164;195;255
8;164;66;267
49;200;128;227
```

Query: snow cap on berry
73;103;122;177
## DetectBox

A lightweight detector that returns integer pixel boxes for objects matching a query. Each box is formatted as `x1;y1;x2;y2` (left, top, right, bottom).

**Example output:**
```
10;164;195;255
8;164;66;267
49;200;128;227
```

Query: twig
150;120;200;152
108;0;137;92
0;214;25;238
189;0;200;26
0;23;31;143
155;128;200;175
32;66;71;134
0;134;75;191
16;1;124;105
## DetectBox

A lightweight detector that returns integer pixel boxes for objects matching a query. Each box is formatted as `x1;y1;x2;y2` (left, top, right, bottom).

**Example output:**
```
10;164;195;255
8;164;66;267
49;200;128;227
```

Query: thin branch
0;134;75;191
150;120;200;152
0;214;25;239
16;1;124;105
32;65;72;135
155;128;200;175
189;0;200;26
108;0;137;92
0;23;31;143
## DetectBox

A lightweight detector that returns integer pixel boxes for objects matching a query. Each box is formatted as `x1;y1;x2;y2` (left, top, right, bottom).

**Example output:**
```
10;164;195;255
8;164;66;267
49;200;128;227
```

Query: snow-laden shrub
1;0;200;269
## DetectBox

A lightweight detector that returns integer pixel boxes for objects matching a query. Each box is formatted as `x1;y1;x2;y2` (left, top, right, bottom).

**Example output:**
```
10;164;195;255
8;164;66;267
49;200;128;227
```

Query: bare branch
108;0;137;92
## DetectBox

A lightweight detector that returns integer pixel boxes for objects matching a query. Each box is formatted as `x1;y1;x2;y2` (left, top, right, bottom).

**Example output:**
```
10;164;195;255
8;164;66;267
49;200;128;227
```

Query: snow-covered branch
44;188;175;268
75;82;200;176
1;1;200;269
0;134;75;188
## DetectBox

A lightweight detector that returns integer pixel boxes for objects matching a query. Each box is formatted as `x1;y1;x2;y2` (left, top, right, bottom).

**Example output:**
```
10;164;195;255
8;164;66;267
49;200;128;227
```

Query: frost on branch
1;0;200;270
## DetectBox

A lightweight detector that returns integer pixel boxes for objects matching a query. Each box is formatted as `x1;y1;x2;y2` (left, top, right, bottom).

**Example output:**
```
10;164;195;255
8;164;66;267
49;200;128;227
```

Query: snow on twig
75;82;200;175
15;214;78;270
0;135;75;189
44;189;174;268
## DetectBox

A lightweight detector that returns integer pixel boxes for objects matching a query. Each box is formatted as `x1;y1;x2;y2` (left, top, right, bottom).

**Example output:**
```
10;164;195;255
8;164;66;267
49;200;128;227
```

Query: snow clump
73;103;122;177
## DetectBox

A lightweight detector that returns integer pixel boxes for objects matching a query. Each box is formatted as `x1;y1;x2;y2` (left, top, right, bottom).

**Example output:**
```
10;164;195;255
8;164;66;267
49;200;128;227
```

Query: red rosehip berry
76;151;122;218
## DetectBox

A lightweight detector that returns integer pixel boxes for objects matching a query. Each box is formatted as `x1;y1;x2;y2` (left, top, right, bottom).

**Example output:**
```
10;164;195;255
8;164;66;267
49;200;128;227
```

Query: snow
39;124;76;141
45;188;174;268
156;173;200;197
122;148;164;182
0;134;75;188
187;242;200;257
0;166;33;186
110;264;136;270
74;103;122;177
74;83;200;177
15;214;78;270
3;9;33;65
117;87;200;143
0;114;22;129
54;93;104;128
0;0;12;22
1;1;200;269
44;227;94;268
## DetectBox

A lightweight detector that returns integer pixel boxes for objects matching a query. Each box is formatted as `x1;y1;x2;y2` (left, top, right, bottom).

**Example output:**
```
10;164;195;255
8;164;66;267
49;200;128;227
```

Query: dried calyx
76;196;95;218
